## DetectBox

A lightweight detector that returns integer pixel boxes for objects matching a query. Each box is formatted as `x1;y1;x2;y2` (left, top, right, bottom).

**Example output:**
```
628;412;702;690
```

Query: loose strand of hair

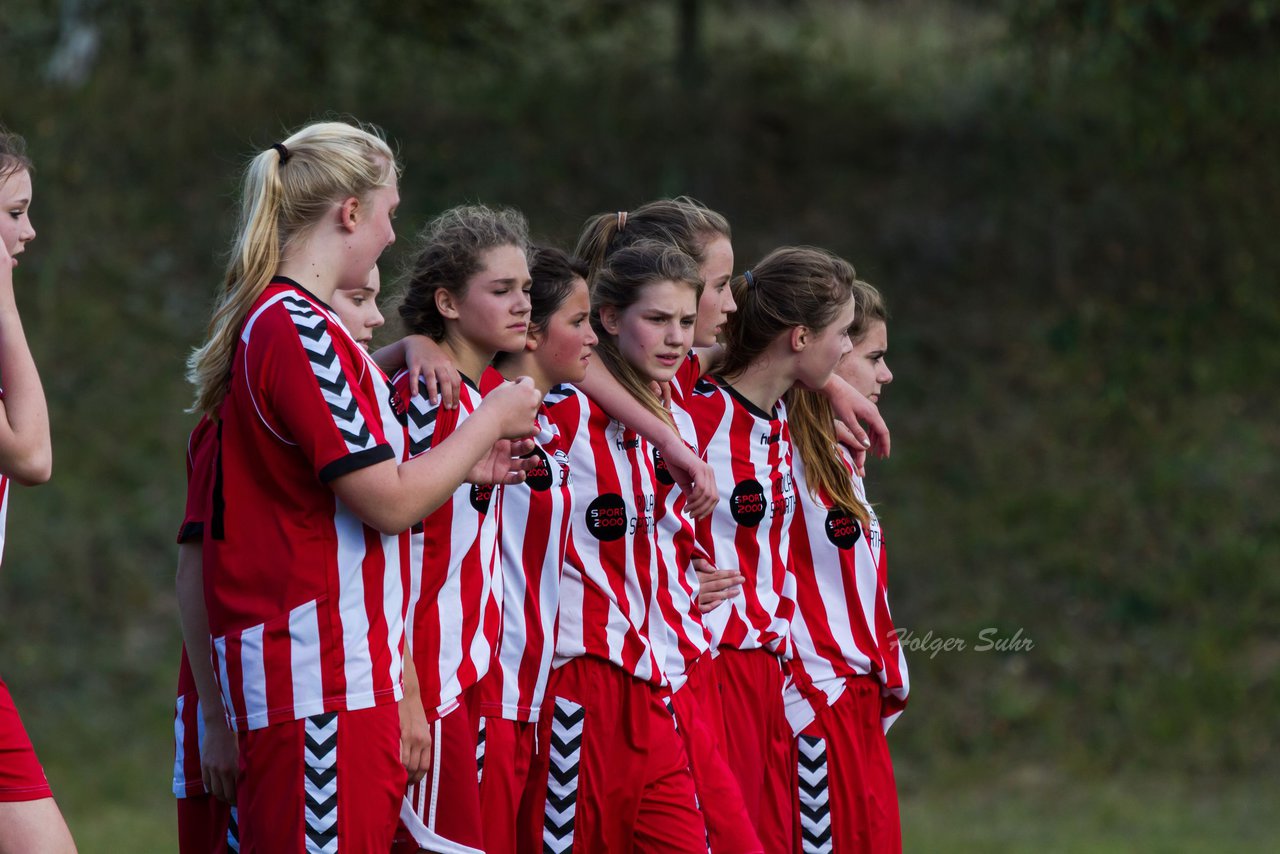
785;387;871;528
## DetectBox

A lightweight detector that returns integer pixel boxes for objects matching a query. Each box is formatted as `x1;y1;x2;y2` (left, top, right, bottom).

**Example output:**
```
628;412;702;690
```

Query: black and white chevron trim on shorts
543;698;584;854
282;296;377;455
304;712;339;854
797;734;833;854
475;716;487;785
226;805;241;852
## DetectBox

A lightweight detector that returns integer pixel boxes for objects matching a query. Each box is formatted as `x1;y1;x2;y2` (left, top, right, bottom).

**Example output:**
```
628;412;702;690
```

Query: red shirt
474;370;574;721
207;278;409;731
784;452;909;735
689;378;798;658
394;368;502;721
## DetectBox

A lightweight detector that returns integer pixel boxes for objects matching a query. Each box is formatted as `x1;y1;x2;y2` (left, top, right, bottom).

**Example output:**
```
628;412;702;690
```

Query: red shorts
529;657;707;853
0;675;51;802
671;652;762;854
470;713;541;854
793;677;901;854
177;795;237;854
394;697;485;854
714;648;796;853
236;704;404;853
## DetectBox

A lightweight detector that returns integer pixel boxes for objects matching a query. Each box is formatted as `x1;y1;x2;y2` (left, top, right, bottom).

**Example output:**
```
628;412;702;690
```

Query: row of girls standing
174;116;909;853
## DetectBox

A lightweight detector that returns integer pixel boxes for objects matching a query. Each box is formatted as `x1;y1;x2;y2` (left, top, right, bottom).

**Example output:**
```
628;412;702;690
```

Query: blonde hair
591;240;703;431
187;120;399;417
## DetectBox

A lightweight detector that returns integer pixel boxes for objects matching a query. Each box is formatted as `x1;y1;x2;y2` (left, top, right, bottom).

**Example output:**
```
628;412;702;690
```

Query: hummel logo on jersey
759;431;781;445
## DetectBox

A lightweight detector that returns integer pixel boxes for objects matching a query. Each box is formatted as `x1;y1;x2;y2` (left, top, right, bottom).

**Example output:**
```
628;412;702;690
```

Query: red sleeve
176;417;217;544
247;300;395;483
685;380;726;461
671;351;702;404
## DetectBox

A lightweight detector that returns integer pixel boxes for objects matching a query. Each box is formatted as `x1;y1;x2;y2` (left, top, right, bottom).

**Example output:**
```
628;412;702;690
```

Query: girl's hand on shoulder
405;334;461;409
660;440;718;519
834;421;867;477
830;384;890;459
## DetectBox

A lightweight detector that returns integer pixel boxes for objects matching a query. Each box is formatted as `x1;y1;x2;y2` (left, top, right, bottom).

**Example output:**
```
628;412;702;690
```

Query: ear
598;305;621;336
790;325;810;353
435;286;462;321
524;324;545;353
338;196;361;233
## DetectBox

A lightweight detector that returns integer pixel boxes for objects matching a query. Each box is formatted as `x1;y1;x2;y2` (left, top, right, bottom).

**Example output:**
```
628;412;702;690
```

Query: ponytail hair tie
272;143;290;164
743;269;755;287
617;211;627;231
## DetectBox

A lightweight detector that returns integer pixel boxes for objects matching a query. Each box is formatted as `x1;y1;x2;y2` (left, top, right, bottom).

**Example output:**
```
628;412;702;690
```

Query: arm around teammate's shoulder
330;376;542;534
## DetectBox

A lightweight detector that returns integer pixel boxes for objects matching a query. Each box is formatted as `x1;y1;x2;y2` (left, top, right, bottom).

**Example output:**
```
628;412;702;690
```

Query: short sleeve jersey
172;416;217;797
473;369;574;722
648;367;713;693
784;450;909;735
689;378;798;658
394;367;502;721
545;384;672;688
207;277;408;731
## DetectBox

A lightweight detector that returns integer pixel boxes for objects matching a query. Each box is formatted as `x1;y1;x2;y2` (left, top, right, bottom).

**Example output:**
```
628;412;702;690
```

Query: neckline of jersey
270;275;336;313
713;376;779;422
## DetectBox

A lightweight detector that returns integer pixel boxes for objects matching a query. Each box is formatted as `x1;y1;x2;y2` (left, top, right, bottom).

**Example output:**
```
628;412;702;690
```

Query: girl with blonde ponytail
186;120;540;851
784;277;910;854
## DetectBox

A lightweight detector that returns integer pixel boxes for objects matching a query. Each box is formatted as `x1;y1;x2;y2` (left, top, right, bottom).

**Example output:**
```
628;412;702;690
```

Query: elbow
10;448;52;486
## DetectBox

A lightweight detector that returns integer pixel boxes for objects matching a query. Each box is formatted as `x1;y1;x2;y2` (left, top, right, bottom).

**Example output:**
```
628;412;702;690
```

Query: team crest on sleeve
585;493;628;541
553;449;571;487
282;296;376;454
824;509;862;550
729;479;767;527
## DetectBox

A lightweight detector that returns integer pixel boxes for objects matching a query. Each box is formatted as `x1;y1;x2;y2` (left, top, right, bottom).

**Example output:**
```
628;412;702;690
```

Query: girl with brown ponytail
685;245;860;853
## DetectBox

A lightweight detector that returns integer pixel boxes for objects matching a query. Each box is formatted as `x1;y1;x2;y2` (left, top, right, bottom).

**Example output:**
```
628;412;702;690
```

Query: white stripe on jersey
288;599;325;718
334;501;375;705
238;623;268;728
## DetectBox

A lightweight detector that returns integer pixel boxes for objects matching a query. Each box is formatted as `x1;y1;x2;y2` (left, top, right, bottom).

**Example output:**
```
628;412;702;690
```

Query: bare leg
0;799;77;854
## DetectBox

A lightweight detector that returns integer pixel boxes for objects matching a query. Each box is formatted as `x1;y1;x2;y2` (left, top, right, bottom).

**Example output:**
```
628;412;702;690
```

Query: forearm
332;408;507;534
369;338;406;374
577;357;680;450
175;543;229;723
0;290;51;484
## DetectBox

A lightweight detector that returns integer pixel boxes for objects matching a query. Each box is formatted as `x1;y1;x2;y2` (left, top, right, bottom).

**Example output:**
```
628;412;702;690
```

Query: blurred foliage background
1;0;1278;850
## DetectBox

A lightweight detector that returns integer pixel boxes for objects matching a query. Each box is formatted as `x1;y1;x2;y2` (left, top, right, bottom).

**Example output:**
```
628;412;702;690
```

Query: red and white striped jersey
689;378;797;657
649;390;713;693
207;277;409;732
474;371;574;721
670;350;702;405
544;384;676;688
173;417;217;796
783;449;909;735
394;367;502;721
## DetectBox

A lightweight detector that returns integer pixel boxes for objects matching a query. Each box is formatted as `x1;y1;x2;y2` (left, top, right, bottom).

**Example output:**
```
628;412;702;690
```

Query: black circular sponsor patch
523;446;553;492
586;493;629;541
825;509;862;549
729;479;767;527
470;482;496;514
652;446;675;486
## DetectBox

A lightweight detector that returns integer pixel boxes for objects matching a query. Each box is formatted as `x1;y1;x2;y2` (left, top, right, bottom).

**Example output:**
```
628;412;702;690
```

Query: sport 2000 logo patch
585;493;629;541
729;479;767;527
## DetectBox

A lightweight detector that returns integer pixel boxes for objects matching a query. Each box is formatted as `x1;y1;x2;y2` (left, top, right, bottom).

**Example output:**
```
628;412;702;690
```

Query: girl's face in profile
332;266;385;351
0;169;36;265
835;320;893;403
